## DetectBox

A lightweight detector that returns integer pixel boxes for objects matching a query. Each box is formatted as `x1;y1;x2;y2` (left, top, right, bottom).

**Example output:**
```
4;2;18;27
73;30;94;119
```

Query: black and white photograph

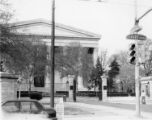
0;0;152;120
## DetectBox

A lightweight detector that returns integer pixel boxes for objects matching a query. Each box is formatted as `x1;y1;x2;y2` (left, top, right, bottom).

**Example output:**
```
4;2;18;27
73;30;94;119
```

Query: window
0;61;4;72
21;102;40;114
88;48;94;54
2;102;19;112
55;46;63;53
34;76;45;87
2;101;41;114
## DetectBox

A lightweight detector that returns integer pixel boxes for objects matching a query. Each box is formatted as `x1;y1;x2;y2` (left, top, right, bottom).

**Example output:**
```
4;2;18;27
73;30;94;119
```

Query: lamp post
128;5;152;117
50;0;55;108
135;8;152;117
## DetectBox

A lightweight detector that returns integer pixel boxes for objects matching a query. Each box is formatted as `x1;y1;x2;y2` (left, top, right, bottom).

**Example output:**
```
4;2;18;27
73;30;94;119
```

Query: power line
79;0;152;8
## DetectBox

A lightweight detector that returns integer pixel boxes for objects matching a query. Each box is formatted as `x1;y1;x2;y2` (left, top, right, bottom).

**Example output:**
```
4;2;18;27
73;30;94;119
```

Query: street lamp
134;8;152;117
127;7;152;117
131;8;152;33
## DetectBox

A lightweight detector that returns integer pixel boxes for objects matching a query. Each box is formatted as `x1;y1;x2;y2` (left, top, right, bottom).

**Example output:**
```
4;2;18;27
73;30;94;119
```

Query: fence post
101;74;107;102
68;75;74;101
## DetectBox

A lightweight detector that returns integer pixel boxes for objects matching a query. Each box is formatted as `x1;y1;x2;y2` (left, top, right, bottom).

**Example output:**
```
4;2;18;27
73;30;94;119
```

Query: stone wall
0;72;18;103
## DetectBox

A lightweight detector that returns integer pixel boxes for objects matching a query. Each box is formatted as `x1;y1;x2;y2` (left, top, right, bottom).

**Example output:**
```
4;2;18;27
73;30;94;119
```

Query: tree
0;0;13;50
22;43;47;92
142;51;152;76
116;51;135;93
95;57;104;100
139;39;152;76
89;66;98;89
0;21;48;94
88;50;107;89
88;57;104;100
107;57;120;92
55;43;94;101
0;0;12;23
0;0;16;71
81;48;94;87
0;0;48;85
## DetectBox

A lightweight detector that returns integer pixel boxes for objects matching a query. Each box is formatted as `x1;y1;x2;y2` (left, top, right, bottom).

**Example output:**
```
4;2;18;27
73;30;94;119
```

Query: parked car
2;99;57;120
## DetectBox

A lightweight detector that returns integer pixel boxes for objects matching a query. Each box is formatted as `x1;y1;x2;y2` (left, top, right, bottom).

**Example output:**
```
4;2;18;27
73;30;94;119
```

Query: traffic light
129;43;136;64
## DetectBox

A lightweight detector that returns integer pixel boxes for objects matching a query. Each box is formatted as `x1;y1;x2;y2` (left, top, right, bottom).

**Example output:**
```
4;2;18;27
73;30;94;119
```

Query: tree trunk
29;76;33;97
73;73;78;102
73;79;76;102
18;84;21;100
98;80;102;101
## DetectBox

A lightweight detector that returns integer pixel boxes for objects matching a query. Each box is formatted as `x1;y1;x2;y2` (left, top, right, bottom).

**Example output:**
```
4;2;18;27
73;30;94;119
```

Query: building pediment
10;19;101;48
11;19;100;39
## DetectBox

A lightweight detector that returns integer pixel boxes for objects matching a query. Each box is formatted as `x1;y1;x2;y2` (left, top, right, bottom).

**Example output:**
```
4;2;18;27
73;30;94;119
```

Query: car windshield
2;101;41;114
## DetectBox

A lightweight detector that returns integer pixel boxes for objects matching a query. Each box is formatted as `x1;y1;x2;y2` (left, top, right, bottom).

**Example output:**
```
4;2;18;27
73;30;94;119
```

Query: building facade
11;19;101;92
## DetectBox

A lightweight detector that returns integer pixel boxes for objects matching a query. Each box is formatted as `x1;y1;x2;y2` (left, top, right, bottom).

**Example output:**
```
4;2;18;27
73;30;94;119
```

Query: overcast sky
9;0;152;56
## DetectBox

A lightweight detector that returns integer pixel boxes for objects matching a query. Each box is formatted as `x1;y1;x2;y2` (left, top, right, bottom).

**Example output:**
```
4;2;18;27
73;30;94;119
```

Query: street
40;96;152;120
64;101;152;120
76;97;152;113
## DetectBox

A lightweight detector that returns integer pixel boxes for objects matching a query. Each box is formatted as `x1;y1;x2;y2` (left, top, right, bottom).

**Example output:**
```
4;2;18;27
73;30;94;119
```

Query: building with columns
11;19;101;92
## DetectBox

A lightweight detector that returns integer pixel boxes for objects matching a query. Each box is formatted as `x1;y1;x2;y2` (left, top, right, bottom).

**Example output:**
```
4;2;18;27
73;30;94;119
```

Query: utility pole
127;2;152;116
135;33;140;117
134;5;152;117
50;0;55;108
134;0;140;116
132;1;140;116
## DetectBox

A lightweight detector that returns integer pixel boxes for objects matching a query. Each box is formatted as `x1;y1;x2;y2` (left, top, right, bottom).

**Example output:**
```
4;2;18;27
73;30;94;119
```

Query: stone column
45;43;51;93
93;48;98;65
68;75;74;101
101;74;108;102
150;81;152;100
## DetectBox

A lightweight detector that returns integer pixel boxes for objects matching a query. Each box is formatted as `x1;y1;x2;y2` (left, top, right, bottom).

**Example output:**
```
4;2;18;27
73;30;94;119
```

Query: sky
8;0;152;56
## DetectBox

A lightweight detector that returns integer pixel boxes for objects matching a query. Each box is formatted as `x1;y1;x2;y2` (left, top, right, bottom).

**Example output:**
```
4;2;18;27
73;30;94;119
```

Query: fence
18;83;69;92
18;83;135;98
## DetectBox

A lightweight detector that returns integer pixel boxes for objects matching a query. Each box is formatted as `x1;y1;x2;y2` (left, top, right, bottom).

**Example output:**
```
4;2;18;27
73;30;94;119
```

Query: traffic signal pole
135;38;140;117
135;0;140;114
127;1;152;116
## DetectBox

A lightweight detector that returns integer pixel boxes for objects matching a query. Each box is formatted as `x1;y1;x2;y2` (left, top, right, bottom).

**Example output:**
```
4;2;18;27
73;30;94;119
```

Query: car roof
2;99;41;105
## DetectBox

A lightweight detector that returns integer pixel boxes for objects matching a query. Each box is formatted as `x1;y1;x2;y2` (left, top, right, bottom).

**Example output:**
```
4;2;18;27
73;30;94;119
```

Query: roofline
9;19;101;39
12;33;100;40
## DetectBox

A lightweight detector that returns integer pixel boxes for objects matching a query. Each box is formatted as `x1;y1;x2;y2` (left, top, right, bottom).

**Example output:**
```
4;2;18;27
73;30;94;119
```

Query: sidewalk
76;97;152;113
106;96;152;105
76;96;152;105
39;97;152;120
64;102;152;120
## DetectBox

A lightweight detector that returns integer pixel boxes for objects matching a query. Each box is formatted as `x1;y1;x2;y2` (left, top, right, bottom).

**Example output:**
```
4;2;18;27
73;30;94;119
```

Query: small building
0;72;18;103
140;76;152;99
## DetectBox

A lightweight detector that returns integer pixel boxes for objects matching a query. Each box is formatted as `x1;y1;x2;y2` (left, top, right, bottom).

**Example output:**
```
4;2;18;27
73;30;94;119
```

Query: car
2;99;57;120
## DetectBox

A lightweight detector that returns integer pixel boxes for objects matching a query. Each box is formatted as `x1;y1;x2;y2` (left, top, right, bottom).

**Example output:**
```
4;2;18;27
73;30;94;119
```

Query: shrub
29;92;43;100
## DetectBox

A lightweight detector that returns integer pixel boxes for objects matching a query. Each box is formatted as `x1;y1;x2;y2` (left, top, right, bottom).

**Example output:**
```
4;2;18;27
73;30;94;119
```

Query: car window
2;102;20;112
21;102;40;114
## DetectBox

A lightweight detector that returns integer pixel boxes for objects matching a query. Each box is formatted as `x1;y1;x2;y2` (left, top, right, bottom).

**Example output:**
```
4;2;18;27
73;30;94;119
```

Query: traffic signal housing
129;43;136;64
